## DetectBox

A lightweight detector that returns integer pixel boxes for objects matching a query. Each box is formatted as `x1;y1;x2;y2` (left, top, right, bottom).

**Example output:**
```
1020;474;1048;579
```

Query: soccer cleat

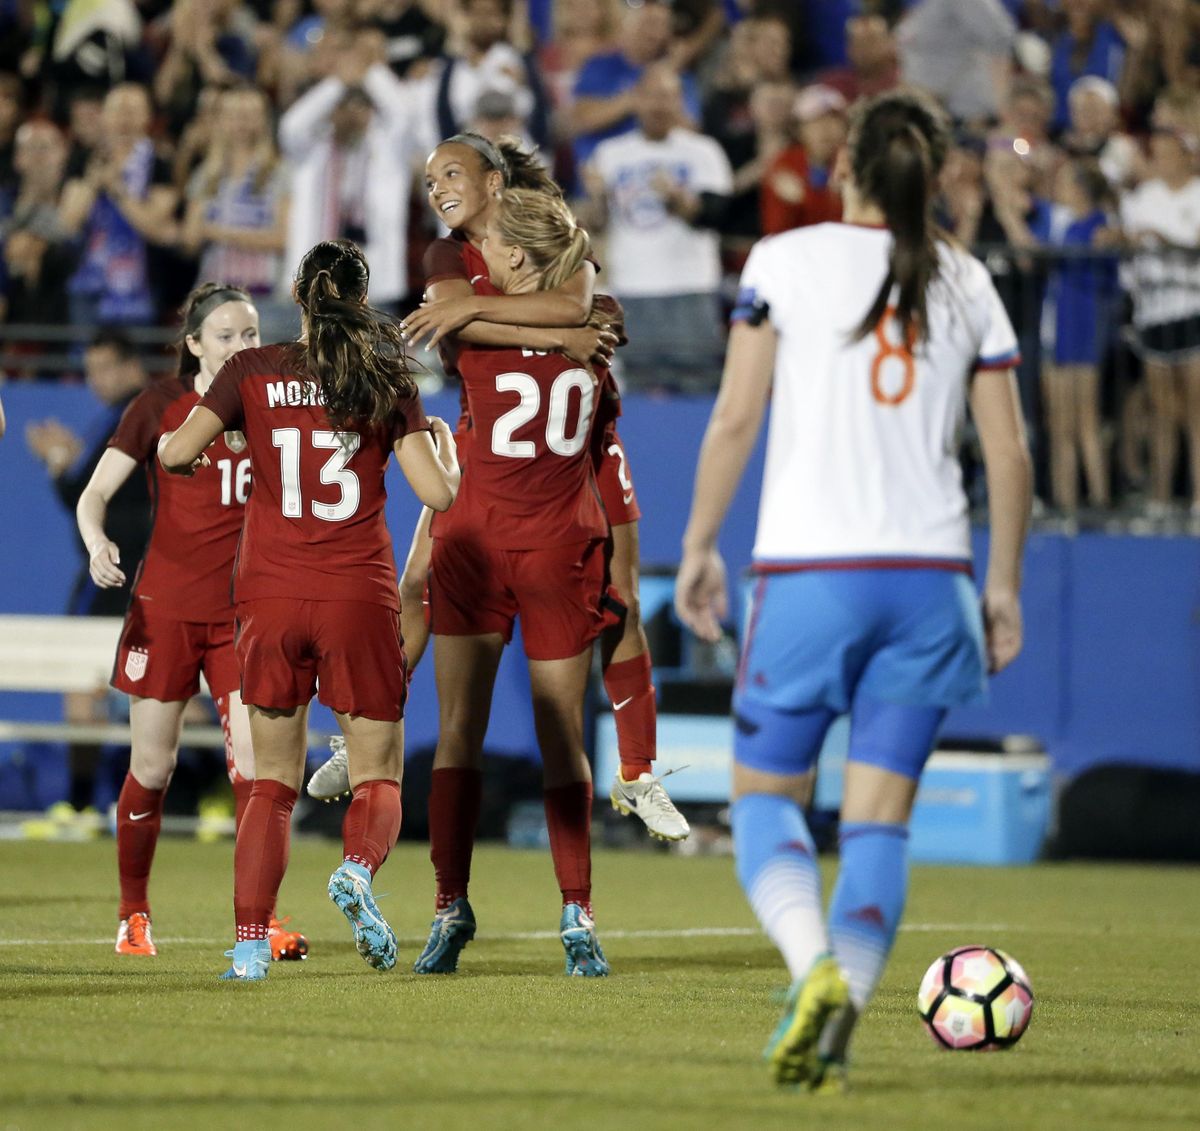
115;912;157;956
610;770;691;841
764;955;850;1089
413;897;477;974
268;915;309;961
328;861;397;971
219;938;272;981
560;903;610;977
307;736;351;801
810;1058;849;1095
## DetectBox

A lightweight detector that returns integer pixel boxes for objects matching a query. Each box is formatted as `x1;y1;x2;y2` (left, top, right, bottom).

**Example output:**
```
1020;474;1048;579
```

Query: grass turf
1;839;1198;1131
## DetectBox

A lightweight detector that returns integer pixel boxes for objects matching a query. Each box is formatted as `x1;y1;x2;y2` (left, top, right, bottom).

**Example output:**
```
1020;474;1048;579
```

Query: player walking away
675;91;1032;1089
307;133;690;845
75;283;307;962
159;241;459;981
419;189;619;976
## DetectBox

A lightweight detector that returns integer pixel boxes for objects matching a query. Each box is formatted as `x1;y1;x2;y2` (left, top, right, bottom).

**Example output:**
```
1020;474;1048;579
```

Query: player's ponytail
176;282;253;378
849;91;950;346
491;188;590;292
293;239;416;431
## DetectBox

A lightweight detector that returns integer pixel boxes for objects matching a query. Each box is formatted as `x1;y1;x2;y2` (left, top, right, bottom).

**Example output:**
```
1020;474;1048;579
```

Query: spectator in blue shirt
1048;0;1127;131
566;0;700;177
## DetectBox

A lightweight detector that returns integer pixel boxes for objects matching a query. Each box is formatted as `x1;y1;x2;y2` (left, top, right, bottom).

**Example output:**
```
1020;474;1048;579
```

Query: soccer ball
917;945;1034;1051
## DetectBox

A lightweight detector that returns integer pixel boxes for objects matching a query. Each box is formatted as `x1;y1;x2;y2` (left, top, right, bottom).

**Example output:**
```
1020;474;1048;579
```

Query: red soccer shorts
429;537;619;661
235;599;408;722
597;429;641;526
111;601;239;701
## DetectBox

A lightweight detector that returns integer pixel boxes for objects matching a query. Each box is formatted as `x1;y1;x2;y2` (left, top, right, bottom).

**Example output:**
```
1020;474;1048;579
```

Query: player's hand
982;587;1022;674
561;326;617;372
88;538;126;588
674;546;728;644
428;416;459;473
400;297;479;349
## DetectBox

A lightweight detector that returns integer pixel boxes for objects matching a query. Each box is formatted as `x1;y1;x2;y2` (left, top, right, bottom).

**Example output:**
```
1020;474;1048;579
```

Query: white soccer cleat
307;736;351;801
610;770;690;841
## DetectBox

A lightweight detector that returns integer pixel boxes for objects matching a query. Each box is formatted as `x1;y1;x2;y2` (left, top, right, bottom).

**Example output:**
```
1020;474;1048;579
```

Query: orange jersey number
870;306;916;406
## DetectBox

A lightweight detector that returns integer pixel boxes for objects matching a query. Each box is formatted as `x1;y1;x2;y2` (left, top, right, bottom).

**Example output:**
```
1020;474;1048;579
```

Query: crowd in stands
4;0;1200;515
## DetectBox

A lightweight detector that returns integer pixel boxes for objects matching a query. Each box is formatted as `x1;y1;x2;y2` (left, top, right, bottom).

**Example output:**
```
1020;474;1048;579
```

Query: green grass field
2;838;1198;1131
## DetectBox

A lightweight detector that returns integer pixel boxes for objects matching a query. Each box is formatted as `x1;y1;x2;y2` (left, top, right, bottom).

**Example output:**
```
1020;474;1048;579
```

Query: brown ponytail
292;239;416;431
849;91;950;346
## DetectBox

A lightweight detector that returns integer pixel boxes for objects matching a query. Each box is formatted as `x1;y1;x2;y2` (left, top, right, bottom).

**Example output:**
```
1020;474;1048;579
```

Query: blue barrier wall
2;383;1197;783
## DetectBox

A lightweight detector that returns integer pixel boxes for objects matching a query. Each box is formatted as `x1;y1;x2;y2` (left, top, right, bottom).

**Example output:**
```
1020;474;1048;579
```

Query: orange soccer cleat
268;916;308;961
115;912;158;956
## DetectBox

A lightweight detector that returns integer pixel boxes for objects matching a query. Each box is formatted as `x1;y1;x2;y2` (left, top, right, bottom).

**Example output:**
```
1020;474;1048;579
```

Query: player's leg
528;646;610;976
114;695;187;955
222;599;318;981
413;631;505;973
730;572;861;1086
822;570;986;1072
111;612;207;956
602;518;689;840
1072;363;1109;509
314;601;411;972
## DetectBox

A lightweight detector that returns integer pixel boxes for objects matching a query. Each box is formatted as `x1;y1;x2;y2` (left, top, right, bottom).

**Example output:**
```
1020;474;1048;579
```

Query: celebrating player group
77;91;1031;1089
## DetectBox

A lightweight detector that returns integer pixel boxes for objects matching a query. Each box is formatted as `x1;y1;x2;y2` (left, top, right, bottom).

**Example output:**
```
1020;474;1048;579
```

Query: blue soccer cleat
219;938;272;982
327;861;397;971
413;897;477;974
560;903;610;977
764;954;850;1088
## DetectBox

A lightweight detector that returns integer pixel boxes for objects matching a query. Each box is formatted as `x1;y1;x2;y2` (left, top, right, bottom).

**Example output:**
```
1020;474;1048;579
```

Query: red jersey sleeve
108;385;168;462
391;389;431;443
201;355;248;430
423;238;469;286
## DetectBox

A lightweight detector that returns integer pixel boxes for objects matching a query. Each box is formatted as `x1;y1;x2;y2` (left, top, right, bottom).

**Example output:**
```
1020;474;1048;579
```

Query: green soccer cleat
764;955;850;1088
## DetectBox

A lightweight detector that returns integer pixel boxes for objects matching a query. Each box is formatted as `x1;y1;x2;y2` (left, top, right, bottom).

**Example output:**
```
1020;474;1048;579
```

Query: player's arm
395;417;458;512
676;320;777;642
76;448;140;588
403;265;597;348
158;406;226;476
969;366;1033;674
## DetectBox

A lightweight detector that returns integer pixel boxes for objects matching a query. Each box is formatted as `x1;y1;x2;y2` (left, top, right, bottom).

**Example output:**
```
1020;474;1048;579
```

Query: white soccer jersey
736;222;1019;566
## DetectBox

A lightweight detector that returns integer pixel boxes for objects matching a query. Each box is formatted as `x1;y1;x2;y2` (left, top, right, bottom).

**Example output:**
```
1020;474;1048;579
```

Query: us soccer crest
224;430;247;453
125;647;148;682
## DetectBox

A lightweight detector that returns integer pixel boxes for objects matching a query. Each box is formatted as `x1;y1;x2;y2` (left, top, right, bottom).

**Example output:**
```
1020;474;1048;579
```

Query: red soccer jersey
108;375;247;623
422;234;625;444
200;345;429;610
437;343;608;550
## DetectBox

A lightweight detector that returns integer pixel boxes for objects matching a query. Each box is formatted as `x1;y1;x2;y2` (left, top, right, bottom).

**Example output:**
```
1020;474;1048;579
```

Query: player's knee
129;747;177;790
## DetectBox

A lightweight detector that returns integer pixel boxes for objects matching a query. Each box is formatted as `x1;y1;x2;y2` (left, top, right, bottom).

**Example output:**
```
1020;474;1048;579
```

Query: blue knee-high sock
732;794;830;981
827;822;909;1011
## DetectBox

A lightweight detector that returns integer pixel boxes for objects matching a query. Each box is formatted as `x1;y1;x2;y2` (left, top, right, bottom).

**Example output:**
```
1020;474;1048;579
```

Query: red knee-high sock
233;780;297;942
343;779;402;875
428;768;483;911
231;775;253;833
603;652;657;779
543;781;593;916
116;773;166;920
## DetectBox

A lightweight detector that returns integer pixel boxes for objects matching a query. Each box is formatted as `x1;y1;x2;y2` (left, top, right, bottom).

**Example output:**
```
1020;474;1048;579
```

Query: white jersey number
271;428;362;522
490;369;595;459
216;458;251;506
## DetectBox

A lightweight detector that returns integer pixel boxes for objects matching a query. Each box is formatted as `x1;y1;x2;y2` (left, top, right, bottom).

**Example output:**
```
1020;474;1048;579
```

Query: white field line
0;923;1034;948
